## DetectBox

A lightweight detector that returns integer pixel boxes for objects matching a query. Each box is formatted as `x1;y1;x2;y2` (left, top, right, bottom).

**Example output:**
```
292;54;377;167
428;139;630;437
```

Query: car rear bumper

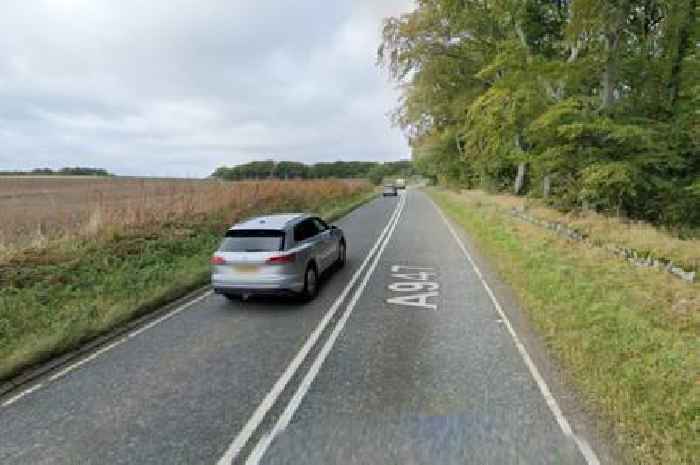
212;275;305;295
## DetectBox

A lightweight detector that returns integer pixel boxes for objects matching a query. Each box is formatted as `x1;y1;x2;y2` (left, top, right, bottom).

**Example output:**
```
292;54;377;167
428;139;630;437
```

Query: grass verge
428;188;698;465
0;188;376;382
457;190;700;272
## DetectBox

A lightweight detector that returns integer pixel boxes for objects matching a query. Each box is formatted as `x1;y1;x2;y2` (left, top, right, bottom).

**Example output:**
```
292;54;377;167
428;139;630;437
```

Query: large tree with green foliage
379;0;699;229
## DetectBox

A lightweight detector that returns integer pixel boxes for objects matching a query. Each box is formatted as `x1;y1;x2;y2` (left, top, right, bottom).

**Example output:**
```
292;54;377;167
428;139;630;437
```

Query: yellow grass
459;189;700;271
0;177;371;260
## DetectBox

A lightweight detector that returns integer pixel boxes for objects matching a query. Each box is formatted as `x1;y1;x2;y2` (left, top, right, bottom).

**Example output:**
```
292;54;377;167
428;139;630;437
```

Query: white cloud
0;0;414;176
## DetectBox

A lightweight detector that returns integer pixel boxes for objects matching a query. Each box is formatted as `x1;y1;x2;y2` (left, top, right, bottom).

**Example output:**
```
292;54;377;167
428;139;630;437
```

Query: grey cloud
0;0;412;176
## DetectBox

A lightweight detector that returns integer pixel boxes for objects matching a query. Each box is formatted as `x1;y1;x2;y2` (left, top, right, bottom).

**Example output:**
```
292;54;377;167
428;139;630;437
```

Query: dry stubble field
0;176;369;254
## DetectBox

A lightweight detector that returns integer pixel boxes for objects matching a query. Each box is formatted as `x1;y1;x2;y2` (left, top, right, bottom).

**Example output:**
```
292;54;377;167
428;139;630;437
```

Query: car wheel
223;293;239;301
301;263;319;301
336;240;346;268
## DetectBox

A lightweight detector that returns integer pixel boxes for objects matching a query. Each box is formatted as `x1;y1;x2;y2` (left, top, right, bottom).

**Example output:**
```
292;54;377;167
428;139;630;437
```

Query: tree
211;160;414;182
378;0;700;228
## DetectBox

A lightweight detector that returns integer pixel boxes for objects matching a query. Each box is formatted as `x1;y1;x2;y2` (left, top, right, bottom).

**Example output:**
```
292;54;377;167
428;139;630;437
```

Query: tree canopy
0;167;112;176
379;0;699;229
211;160;414;182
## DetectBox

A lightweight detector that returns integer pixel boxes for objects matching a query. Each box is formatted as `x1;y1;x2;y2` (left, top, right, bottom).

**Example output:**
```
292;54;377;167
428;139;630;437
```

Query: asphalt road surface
0;189;602;465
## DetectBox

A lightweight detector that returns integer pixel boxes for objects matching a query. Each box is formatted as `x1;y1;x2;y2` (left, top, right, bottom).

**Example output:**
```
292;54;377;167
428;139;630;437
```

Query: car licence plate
233;264;259;273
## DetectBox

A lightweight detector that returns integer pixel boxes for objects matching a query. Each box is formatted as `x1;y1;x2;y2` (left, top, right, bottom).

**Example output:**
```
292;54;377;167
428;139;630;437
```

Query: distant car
211;214;346;301
382;184;398;196
395;178;406;189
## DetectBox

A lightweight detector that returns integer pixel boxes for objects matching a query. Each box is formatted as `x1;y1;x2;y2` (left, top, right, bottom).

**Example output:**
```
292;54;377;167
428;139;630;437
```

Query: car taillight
211;255;226;265
267;253;296;264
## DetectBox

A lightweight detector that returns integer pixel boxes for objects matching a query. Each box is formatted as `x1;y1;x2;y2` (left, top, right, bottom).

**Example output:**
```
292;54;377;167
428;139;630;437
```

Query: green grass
0;189;376;381
428;188;699;465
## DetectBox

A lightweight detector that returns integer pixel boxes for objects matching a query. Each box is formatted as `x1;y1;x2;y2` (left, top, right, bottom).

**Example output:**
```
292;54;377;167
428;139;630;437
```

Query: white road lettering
391;272;435;281
391;265;433;272
387;265;439;310
387;292;439;310
388;281;439;292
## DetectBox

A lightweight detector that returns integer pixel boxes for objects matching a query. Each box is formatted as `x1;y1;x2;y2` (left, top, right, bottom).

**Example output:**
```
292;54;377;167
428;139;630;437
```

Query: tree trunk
668;0;696;108
455;133;464;157
601;31;620;110
514;163;527;195
543;175;552;199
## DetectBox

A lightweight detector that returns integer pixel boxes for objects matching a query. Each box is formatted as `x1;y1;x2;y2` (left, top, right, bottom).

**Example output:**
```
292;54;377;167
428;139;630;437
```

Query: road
0;189;601;465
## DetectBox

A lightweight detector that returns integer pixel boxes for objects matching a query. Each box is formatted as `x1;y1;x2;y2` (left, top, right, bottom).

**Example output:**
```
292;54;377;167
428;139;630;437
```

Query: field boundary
509;207;696;283
0;190;378;397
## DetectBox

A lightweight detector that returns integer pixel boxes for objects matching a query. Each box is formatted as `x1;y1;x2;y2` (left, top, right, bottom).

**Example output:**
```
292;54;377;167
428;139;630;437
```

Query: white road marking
216;195;406;465
387;282;439;292
126;291;212;340
387;267;439;310
244;191;407;465
48;337;129;381
430;197;601;465
386;292;439;310
1;383;43;407
1;290;213;407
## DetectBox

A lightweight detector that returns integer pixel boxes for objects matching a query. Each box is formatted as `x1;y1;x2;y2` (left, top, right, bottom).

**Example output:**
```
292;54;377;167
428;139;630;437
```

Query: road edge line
0;287;213;406
428;195;601;465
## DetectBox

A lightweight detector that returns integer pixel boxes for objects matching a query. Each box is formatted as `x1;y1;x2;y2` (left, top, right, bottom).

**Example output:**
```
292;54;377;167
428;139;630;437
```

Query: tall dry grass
459;189;700;271
0;178;370;259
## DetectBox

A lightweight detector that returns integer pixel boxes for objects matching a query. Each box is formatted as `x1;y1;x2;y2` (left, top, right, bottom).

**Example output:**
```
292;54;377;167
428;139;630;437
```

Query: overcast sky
0;0;413;177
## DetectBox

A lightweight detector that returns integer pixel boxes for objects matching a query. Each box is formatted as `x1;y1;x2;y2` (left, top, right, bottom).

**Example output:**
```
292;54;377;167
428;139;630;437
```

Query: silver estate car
211;213;346;301
382;184;398;196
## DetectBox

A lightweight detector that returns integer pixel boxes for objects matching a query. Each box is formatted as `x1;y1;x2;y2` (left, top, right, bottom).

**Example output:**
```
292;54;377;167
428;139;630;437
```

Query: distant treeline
0;167;112;176
212;160;413;184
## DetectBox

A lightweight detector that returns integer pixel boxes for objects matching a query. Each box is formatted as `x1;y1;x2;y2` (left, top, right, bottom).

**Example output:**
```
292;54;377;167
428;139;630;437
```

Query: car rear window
219;230;285;252
294;219;323;242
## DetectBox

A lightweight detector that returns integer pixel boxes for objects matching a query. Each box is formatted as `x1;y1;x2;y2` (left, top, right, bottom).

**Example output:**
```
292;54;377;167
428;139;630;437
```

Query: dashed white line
216;194;406;465
430;196;601;465
244;191;407;465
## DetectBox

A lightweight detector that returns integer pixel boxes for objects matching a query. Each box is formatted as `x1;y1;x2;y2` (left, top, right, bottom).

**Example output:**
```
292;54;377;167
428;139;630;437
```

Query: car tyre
336;240;346;269
301;263;319;301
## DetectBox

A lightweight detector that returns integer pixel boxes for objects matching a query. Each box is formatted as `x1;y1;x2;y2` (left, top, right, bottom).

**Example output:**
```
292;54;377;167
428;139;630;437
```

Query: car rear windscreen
219;230;285;252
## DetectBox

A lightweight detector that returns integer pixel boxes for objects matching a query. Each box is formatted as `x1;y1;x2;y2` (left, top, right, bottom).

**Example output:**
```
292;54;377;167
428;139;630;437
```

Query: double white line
216;193;407;465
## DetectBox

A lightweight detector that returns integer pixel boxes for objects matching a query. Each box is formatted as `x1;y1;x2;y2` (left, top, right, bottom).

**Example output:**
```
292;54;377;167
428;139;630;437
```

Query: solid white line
429;196;601;465
215;196;405;465
1;383;43;407
127;291;213;340
244;193;407;465
46;291;213;383
0;290;214;408
48;337;129;382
